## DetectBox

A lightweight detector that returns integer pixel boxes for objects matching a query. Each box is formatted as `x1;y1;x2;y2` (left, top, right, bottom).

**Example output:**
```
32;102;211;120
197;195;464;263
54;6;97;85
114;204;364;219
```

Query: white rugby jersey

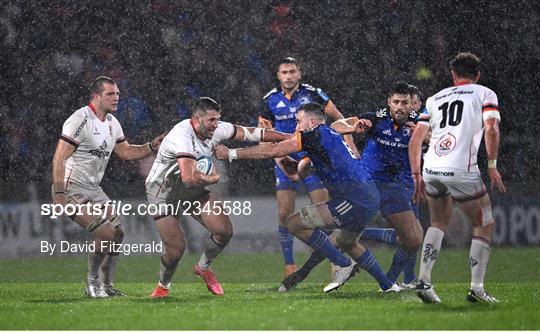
145;119;235;186
418;83;500;172
60;105;125;189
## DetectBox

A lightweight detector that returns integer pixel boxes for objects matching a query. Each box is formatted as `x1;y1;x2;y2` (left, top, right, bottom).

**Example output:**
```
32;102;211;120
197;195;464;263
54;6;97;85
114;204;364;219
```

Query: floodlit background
1;1;538;257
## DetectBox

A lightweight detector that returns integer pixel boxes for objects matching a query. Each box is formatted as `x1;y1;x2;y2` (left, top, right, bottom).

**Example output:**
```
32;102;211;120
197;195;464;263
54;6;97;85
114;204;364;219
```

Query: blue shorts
326;181;380;233
274;165;325;192
376;181;419;218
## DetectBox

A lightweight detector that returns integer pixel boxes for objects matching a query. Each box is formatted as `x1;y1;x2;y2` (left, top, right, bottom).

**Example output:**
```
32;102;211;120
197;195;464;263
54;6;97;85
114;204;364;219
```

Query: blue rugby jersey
260;83;330;134
358;109;418;184
297;124;370;198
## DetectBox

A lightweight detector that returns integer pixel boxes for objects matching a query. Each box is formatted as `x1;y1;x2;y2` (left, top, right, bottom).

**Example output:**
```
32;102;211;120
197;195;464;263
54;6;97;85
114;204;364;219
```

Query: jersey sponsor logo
275;113;296;120
434;133;456;156
74;116;88;138
276;101;287;108
375;136;408;149
93;127;100;135
88;141;110;159
424;168;455;177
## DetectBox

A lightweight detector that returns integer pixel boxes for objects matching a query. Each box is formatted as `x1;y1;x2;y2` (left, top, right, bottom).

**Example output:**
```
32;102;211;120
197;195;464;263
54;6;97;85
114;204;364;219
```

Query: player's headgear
450;52;481;79
191;97;221;116
298;102;326;121
90;76;116;96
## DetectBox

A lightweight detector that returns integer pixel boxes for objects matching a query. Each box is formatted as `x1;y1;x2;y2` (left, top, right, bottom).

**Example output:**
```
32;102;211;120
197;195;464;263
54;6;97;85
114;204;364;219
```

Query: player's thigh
457;193;494;228
307;188;329;204
426;194;453;229
155;215;185;250
64;190;115;233
192;193;233;237
276;190;297;219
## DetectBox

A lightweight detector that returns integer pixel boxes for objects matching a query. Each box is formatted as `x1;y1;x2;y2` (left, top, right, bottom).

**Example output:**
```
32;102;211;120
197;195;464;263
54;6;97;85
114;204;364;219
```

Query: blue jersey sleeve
299;129;322;154
315;88;330;106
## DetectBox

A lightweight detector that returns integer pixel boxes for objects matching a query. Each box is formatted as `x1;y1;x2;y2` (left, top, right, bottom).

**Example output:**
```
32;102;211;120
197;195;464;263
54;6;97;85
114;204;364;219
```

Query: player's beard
199;122;213;139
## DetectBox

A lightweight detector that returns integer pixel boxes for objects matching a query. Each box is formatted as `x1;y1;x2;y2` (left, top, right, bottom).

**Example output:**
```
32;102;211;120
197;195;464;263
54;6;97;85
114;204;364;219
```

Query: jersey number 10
439;100;464;128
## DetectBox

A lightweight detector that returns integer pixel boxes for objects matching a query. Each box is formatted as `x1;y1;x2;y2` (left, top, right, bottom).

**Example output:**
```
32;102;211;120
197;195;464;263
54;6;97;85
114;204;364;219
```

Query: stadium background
1;2;539;330
1;1;539;255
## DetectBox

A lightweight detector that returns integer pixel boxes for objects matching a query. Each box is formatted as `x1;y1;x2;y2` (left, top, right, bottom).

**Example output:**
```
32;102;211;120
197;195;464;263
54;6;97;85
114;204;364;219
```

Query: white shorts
52;183;110;205
422;168;487;202
145;179;210;220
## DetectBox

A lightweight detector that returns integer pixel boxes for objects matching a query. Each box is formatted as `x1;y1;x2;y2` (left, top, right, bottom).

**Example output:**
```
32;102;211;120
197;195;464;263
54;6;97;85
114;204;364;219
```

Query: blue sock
354;249;393;290
386;247;412;283
279;226;295;265
402;251;417;284
305;230;351;267
360;228;397;245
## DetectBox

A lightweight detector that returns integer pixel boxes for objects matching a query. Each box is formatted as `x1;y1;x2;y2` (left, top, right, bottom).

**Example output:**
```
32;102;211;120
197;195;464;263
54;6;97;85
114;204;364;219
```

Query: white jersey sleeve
210;121;236;145
61;110;90;147
109;115;127;144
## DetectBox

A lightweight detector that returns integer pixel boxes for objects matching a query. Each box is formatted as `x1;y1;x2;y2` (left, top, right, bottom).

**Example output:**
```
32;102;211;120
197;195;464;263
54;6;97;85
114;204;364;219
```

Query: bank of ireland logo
435;133;456;156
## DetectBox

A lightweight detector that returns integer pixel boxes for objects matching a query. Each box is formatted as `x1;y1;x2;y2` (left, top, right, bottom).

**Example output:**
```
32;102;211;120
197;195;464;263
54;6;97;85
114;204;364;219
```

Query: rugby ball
196;156;213;175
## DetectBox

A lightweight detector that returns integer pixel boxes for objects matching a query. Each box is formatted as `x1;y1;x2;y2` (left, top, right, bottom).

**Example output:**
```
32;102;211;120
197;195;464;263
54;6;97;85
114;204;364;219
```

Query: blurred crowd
1;1;538;202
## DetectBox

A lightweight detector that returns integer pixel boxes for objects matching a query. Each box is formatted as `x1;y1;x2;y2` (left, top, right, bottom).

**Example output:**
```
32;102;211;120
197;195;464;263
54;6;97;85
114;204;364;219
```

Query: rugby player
146;97;290;298
258;57;355;277
279;82;424;292
52;76;164;297
217;103;399;293
409;52;506;303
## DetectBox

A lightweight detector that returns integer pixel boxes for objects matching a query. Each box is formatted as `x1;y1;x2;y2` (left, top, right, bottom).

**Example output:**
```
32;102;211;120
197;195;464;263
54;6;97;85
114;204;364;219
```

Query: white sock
100;255;118;288
197;235;226;270
470;238;491;293
88;252;105;280
418;227;445;284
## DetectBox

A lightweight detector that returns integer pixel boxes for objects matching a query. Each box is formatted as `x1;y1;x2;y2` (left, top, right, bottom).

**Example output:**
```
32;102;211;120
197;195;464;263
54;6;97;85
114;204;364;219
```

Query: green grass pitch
1;247;539;330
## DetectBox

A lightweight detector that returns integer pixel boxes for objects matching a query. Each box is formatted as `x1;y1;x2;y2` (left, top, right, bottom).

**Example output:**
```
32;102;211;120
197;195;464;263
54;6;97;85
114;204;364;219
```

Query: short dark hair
450;52;481;79
277;57;299;71
388;81;413;98
191;97;221;116
298;102;326;121
90;76;116;95
408;84;421;99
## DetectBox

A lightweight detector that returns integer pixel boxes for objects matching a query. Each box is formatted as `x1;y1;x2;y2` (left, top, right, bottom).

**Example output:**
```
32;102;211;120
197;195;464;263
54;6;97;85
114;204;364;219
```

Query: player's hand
405;121;417;132
354;119;372;134
214;144;229;160
488;168;506;193
412;173;426;203
258;117;273;129
150;133;166;150
208;173;220;185
277;156;299;180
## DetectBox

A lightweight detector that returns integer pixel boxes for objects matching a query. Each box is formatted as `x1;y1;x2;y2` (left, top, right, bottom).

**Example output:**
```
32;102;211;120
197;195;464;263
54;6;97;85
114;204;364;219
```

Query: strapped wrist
228;149;238;163
487;159;497;169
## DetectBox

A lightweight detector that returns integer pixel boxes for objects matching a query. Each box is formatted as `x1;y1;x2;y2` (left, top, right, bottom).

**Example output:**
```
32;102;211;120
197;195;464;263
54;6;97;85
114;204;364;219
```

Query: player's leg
63;189;117;298
385;211;423;285
416;182;453;303
149;215;185;298
276;189;298;276
457;190;498;303
330;230;398;293
190;194;232;295
359;227;397;245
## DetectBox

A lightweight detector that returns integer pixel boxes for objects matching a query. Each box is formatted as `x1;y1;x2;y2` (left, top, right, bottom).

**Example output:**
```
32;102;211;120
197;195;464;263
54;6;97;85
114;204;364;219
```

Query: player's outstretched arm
324;102;360;156
232;125;291;143
215;136;300;162
331;117;372;135
177;156;220;187
408;123;430;203
51;140;76;206
484;118;506;193
113;133;166;160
